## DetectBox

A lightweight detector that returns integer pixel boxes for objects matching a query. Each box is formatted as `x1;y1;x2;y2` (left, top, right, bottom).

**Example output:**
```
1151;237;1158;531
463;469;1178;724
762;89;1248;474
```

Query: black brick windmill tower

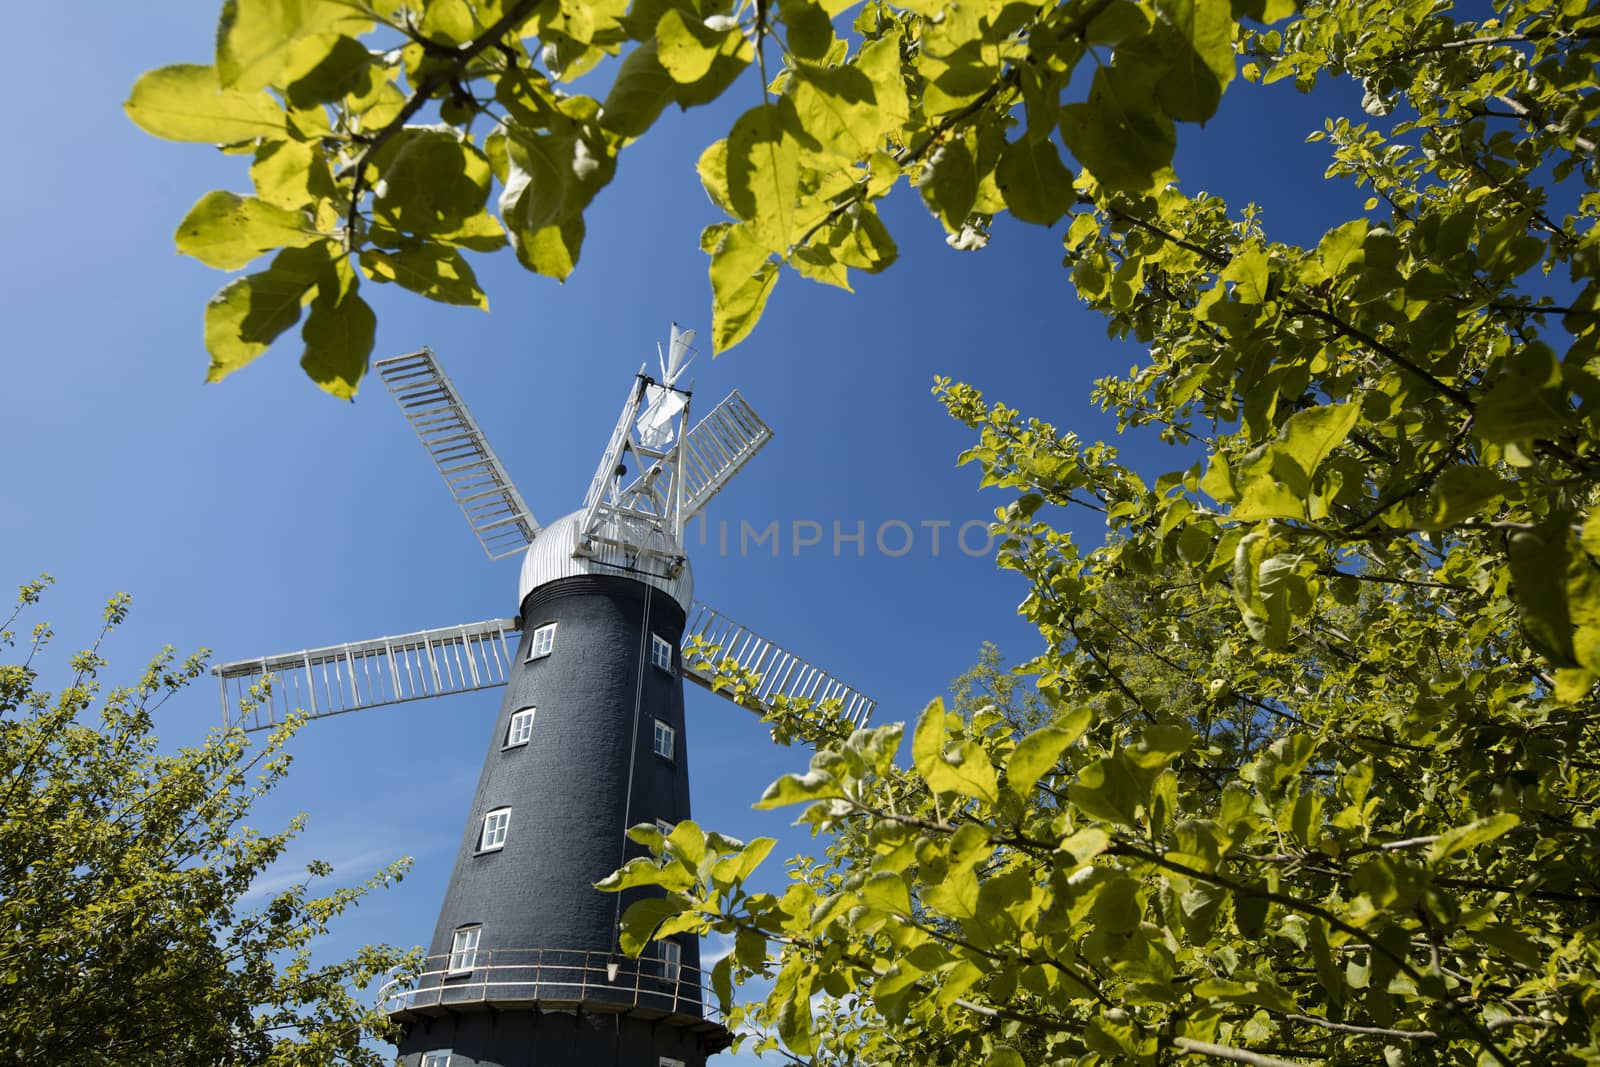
213;326;875;1067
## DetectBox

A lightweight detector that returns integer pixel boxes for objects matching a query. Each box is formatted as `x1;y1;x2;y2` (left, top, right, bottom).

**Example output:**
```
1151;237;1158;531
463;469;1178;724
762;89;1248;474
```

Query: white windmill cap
518;510;694;611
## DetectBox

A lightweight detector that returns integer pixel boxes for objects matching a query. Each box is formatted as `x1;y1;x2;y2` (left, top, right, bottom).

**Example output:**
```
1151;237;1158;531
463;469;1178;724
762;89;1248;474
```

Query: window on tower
658;939;682;982
421;1053;452;1067
655;818;675;838
650;633;674;673
527;623;556;659
659;1059;686;1067
652;719;675;761
479;807;511;852
447;926;481;975
504;707;535;748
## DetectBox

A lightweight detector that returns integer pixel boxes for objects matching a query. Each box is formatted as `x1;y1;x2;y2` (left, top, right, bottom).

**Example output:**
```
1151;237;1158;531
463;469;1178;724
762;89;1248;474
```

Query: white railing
379;947;718;1021
682;603;876;726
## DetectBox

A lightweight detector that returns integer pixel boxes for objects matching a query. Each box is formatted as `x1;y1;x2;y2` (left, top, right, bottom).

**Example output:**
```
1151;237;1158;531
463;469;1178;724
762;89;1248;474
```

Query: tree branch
342;0;545;250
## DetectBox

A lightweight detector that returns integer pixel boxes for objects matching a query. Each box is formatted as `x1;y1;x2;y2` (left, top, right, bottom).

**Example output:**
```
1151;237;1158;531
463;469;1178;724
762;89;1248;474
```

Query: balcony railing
379;947;723;1027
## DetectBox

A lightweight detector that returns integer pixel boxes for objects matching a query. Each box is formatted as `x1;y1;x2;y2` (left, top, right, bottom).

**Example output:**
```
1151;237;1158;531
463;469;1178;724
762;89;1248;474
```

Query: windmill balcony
380;947;725;1040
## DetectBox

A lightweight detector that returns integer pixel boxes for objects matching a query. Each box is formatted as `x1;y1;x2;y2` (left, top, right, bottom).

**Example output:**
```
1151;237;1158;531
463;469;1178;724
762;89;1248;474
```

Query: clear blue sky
0;5;1366;1062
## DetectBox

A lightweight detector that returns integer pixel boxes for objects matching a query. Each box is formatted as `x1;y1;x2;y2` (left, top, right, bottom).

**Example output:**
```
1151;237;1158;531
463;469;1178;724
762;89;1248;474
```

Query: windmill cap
518;511;694;611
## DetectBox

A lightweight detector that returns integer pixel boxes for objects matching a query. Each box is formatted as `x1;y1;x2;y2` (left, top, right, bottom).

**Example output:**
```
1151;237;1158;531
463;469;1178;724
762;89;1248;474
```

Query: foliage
128;0;1268;393
0;577;419;1067
589;0;1595;1063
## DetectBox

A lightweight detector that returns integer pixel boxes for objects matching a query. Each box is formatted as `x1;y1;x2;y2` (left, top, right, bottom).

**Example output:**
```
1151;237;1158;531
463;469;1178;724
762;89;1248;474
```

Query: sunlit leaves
373;127;493;236
995;137;1075;226
600;39;676;137
176;190;320;270
137;0;1286;380
298;263;374;399
204;244;328;382
1151;0;1234;122
727;103;803;253
215;0;372;92
124;64;287;143
1059;64;1177;193
360;243;488;308
707;222;781;350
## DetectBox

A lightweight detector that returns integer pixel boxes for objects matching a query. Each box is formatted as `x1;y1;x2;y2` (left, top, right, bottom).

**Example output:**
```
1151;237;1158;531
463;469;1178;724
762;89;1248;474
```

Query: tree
124;0;1262;394
127;0;1600;1062
0;576;419;1066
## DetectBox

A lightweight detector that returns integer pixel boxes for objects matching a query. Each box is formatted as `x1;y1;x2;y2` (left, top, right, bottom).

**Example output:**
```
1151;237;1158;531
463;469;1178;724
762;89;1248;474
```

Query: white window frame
504;707;535;749
447;926;481;976
421;1053;452;1067
527;623;557;660
659;939;682;982
650;633;674;673
655;818;675;838
479;807;511;852
652;719;675;762
660;1058;686;1067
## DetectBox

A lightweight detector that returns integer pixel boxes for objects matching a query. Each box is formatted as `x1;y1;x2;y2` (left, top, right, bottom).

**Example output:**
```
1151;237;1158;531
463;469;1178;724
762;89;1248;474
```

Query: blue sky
0;5;1369;1062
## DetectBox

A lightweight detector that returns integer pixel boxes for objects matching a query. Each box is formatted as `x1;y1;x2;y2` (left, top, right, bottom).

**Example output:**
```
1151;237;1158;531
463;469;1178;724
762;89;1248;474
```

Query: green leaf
203;244;326;382
176;190;318;270
215;0;370;91
1152;0;1235;123
373;128;493;236
618;895;688;955
298;270;374;399
1068;755;1142;827
912;698;1000;804
995;137;1075;226
732;836;777;883
359;244;487;309
1229;402;1360;520
1059;64;1175;194
781;0;836;58
791;64;888;161
657;9;723;84
600;39;675;137
929;740;1001;804
726;103;801;252
862;871;911;915
1508;519;1578;665
250;138;333;210
708;222;780;351
502;120;616;234
1427;465;1513;527
1476;342;1572;445
282;34;373;108
755;767;845;808
913;698;954;781
508;215;586;281
124;64;288;143
1428;813;1520;865
1005;712;1089;799
925;857;981;918
1222;244;1270;305
919;136;977;232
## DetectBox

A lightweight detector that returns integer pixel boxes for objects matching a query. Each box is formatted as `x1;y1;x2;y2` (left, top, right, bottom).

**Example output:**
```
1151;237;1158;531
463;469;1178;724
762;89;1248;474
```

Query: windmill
212;327;876;1067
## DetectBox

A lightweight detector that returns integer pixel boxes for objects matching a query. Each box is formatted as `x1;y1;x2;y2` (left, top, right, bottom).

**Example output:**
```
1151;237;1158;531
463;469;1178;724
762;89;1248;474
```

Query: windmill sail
678;391;773;520
681;602;876;727
376;349;539;560
217;604;873;733
214;619;521;732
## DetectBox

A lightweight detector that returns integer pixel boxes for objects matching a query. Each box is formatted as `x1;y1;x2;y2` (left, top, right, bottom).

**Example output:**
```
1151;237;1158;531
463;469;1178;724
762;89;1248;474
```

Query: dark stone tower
390;514;729;1067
